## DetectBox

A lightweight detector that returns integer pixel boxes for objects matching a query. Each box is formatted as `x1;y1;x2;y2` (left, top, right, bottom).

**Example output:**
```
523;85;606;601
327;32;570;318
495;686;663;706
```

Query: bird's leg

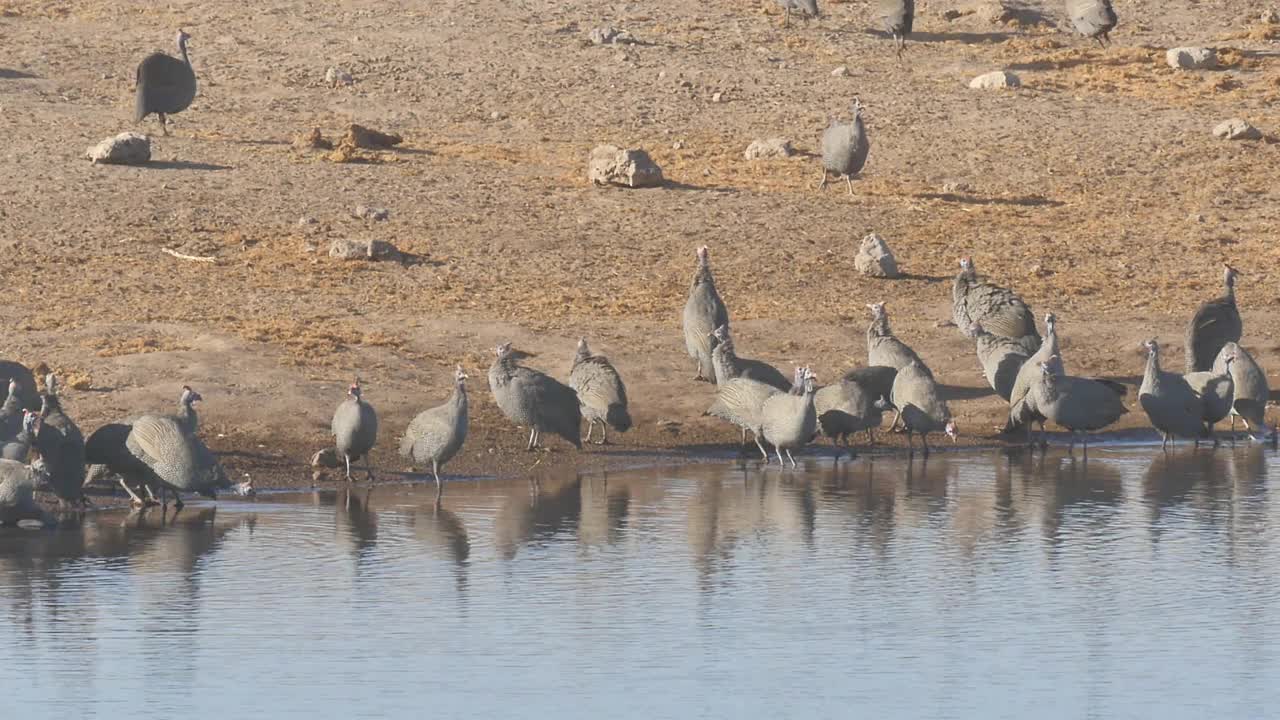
1068;432;1075;455
866;429;876;445
1162;432;1170;450
1038;421;1048;449
366;456;375;483
922;433;930;458
845;176;854;196
527;427;537;452
740;427;748;446
173;492;184;511
598;424;609;446
432;460;443;506
1094;36;1105;50
117;478;144;507
783;7;790;27
905;430;914;456
160;485;168;507
890;409;903;433
816;167;828;191
143;483;160;506
158;113;169;136
896;37;905;62
755;435;770;464
344;454;353;482
584;420;593;444
775;446;785;467
786;449;797;469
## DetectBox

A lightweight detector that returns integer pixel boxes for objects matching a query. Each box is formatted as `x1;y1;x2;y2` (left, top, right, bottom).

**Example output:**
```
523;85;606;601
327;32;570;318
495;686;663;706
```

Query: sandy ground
1;0;1279;502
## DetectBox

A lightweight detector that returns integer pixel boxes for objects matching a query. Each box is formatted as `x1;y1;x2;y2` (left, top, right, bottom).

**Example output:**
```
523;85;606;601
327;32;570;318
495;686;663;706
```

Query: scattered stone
1213;118;1262;140
490;110;505;121
589;27;637;45
325;66;354;88
942;8;966;20
343;123;402;149
711;92;724;103
942;181;975;194
969;70;1021;89
831;65;848;77
354;205;390;221
983;0;1017;24
292;127;333;151
588;145;664;188
85;132;151;165
744;138;796;160
328;238;401;261
298;216;317;227
1166;47;1216;70
672;140;684;150
328;138;362;163
854;233;901;279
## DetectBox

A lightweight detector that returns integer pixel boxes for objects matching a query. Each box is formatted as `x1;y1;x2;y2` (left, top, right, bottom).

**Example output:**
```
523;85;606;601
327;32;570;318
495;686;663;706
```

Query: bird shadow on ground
857;28;1015;44
938;384;994;401
145;160;233;171
1005;52;1147;72
662;180;738;194
228;138;291;147
896;272;950;283
396;251;444;268
913;192;1063;208
0;68;38;79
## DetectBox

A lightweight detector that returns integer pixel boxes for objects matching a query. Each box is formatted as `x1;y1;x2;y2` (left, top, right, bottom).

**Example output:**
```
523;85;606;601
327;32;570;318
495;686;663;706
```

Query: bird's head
696;245;710;266
1143;339;1159;356
21;410;36;435
711;324;730;342
181;385;203;405
1224;262;1241;287
177;28;192;46
852;96;864;117
866;301;886;317
944;420;958;443
455;364;469;383
958;256;974;272
348;379;362;399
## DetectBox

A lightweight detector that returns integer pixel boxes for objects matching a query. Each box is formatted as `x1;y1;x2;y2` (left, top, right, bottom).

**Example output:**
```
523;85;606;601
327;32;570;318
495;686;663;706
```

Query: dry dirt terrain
1;0;1279;497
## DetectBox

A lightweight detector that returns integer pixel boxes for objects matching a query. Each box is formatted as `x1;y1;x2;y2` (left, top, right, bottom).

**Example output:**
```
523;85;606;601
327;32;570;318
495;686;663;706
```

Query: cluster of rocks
588;145;664;188
86;132;151;165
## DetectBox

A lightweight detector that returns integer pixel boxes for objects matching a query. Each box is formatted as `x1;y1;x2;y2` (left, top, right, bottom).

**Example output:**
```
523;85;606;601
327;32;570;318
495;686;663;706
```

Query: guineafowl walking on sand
778;0;819;26
1185;354;1236;446
876;0;914;59
569;338;631;445
968;322;1031;402
1213;342;1270;439
322;380;379;482
709;325;791;391
953;257;1040;355
135;29;197;135
818;98;869;196
31;375;86;507
889;360;956;456
1185;264;1242;373
489;343;582;451
1066;0;1117;47
761;368;819;467
683;246;730;383
1030;358;1128;453
1139;340;1209;448
1006;313;1063;442
400;366;469;504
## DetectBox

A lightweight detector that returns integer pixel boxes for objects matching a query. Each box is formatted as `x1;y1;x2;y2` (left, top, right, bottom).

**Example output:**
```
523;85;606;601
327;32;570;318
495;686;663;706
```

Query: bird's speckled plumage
1032;360;1128;449
135;29;197;133
890;360;955;454
953;257;1040;354
1066;0;1117;44
401;366;469;500
709;325;791;391
1007;313;1063;438
32;375;85;505
1139;340;1209;445
489;343;582;450
682;247;730;383
968;323;1031;402
761;369;819;467
1213;342;1269;435
332;380;378;479
1185;264;1242;373
820;100;869;194
569;339;631;444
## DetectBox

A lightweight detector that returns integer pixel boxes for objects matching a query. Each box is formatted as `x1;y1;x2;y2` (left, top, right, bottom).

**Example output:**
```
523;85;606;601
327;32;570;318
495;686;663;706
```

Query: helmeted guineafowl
1006;312;1063;441
1184;354;1236;446
489;343;582;451
0;456;46;525
818;98;869;196
706;376;783;460
0;379;26;442
889;359;956;456
967;322;1031;402
761;367;819;467
1139;340;1209;448
1185;263;1242;373
1213;342;1270;439
709;325;791;391
777;0;819;26
0;361;38;413
569;338;631;445
123;413;248;508
953;257;1040;355
1066;0;1117;47
682;246;730;383
1031;357;1128;453
31;374;86;507
400;365;469;504
135;29;197;135
876;0;914;59
324;379;379;482
1;410;36;462
814;371;885;458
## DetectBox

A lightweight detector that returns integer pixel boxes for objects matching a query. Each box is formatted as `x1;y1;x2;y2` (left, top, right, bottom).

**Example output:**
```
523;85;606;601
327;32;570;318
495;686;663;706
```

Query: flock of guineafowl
2;0;1265;521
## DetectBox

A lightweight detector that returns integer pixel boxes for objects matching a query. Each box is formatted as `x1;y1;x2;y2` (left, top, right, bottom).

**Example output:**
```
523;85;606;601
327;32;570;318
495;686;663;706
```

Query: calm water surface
2;447;1278;719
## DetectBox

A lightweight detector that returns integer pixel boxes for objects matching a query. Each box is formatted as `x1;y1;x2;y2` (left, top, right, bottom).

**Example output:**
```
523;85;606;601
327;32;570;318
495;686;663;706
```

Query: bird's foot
592;438;610;446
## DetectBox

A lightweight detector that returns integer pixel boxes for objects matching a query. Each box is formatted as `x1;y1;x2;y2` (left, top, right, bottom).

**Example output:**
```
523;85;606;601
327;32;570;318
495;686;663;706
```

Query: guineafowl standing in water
682;246;730;383
400;366;469;504
135;29;197;135
31;375;86;507
761;367;819;468
890;360;956;456
1184;354;1236;446
1213;342;1270;438
967;322;1031;402
778;0;819;26
1185;263;1242;373
1139;340;1209;449
489;343;582;451
1066;0;1117;47
322;380;379;482
1030;358;1128;454
1006;313;1063;442
121;413;248;509
876;0;914;59
818;98;869;196
0;456;46;525
569;338;631;445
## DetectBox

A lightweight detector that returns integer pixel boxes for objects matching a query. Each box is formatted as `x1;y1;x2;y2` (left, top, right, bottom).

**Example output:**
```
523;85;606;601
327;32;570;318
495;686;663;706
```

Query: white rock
854;233;901;279
588;145;664;188
1213;118;1262;140
831;66;849;77
969;70;1021;89
589;27;637;45
85;132;151;165
744;138;795;160
1166;47;1216;70
325;66;354;87
329;238;400;261
354;205;390;221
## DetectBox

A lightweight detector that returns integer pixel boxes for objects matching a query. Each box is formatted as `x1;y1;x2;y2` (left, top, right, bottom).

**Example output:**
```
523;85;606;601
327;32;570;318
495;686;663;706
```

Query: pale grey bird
1185;263;1242;373
1066;0;1118;47
876;0;914;59
489;343;582;451
121;413;249;508
968;322;1031;402
0;456;46;525
1213;342;1270;438
815;371;886;457
761;367;819;467
30;375;86;507
778;0;819;26
709;325;791;391
0;361;38;413
1184;354;1236;446
135;29;197;135
569;338;631;445
705;376;782;460
889;360;957;456
953;257;1040;355
1006;312;1063;442
1;411;36;462
83;385;200;501
1139;339;1209;448
866;302;926;372
327;380;379;482
818;98;870;196
0;379;24;440
400;365;469;504
1031;358;1128;453
682;246;730;383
